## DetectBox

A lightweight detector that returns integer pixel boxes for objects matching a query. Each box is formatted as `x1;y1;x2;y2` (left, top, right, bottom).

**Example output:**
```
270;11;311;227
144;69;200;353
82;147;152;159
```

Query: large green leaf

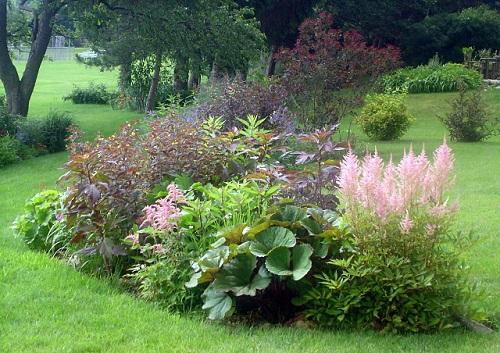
278;205;307;223
213;253;271;296
300;217;322;235
185;246;230;288
202;287;234;320
249;227;296;257
198;246;230;271
265;244;313;281
265;247;292;276
292;244;313;280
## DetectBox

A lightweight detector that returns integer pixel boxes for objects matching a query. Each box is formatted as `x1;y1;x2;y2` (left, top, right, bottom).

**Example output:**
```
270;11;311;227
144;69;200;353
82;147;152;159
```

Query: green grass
1;61;499;352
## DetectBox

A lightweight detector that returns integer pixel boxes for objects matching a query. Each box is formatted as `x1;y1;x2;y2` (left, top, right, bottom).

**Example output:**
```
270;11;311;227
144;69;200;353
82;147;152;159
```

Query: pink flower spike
399;210;413;234
337;149;360;202
167;183;185;202
125;234;139;245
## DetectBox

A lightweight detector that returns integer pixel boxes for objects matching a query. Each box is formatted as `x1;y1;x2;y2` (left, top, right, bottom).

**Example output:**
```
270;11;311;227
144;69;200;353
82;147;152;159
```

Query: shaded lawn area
0;61;499;352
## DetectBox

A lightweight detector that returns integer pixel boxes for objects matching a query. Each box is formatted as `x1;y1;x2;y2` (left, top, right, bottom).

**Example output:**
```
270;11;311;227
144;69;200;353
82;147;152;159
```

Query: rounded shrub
356;93;415;140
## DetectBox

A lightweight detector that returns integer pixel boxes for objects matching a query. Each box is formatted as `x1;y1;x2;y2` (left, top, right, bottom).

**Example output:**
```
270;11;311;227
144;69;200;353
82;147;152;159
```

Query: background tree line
1;0;499;116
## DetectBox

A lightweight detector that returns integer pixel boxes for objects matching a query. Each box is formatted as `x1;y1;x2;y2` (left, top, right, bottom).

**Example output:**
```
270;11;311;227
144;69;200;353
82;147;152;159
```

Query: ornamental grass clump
302;143;485;332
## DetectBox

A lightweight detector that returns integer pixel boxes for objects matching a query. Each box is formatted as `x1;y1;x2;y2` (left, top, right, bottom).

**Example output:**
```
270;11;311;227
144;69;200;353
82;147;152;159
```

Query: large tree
0;0;72;116
76;0;264;111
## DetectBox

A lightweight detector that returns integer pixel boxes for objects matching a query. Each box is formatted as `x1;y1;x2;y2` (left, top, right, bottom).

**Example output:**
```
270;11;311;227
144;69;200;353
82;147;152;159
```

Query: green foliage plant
13;190;70;254
187;204;347;322
379;63;482;93
63;83;114;105
356;93;415;140
440;85;499;142
0;135;20;168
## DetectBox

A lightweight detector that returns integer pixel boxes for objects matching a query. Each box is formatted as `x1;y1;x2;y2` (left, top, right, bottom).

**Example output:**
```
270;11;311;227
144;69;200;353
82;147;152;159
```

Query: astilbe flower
141;183;184;231
337;142;455;233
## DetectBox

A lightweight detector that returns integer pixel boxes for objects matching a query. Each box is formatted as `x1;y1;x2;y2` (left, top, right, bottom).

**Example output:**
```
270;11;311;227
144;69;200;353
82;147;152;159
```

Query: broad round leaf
265;244;314;281
292;244;313;280
265;247;292;276
213;254;270;296
202;287;234;320
249;226;296;257
300;217;322;235
278;205;307;223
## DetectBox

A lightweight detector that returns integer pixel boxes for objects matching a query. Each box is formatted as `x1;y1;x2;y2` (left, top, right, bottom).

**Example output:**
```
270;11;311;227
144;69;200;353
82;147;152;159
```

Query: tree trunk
0;1;57;116
188;55;201;91
173;54;189;93
119;55;132;92
265;45;277;77
145;50;162;112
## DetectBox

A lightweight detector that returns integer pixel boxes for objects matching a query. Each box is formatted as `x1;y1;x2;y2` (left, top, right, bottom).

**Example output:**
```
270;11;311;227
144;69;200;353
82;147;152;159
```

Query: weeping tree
0;0;75;116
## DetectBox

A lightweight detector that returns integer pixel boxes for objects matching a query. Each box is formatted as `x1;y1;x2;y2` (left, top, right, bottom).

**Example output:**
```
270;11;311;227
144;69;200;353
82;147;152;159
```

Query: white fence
10;46;79;61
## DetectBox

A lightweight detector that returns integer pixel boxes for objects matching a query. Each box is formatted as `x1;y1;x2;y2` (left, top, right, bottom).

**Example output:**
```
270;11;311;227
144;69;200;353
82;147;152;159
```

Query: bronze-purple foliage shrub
187;76;291;130
61;118;232;270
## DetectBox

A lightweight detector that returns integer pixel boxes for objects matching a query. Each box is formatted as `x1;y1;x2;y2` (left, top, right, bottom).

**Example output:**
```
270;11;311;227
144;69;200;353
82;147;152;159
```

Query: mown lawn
0;61;499;352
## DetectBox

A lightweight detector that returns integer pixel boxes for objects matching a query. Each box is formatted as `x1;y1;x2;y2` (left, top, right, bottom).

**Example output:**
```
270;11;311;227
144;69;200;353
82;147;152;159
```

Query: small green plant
63;82;113;104
356;93;415;140
13;190;70;254
201;116;225;138
0;110;18;137
40;111;74;152
0;135;20;167
180;179;281;240
440;85;499;142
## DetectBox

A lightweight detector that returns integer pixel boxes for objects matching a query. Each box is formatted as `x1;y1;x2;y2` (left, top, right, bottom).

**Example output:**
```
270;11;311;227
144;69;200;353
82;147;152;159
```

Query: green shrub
39;111;74;152
13;190;71;254
0;135;20;167
0;110;18;137
0;94;5;109
63;82;113;104
440;86;499;142
379;63;482;93
356;93;415;140
16;111;73;153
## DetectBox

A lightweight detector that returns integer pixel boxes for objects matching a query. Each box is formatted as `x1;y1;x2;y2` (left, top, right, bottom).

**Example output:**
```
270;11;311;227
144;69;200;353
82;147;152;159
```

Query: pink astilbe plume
399;211;413;234
337;149;360;204
427;142;454;203
141;183;184;231
337;142;455;231
359;151;384;211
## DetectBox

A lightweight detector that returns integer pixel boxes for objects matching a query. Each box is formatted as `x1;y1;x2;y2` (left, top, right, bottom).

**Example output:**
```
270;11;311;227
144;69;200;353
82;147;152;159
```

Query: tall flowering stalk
141;183;185;232
126;184;185;256
337;142;456;237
